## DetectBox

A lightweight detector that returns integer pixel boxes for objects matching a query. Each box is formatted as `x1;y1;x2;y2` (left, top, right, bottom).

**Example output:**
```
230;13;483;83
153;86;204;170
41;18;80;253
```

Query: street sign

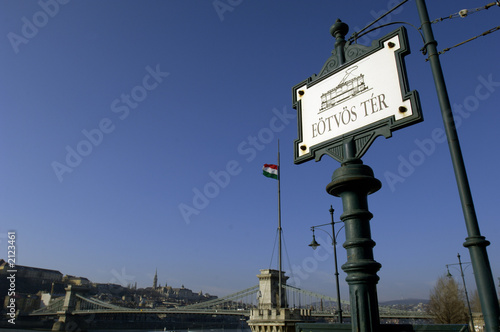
292;27;422;164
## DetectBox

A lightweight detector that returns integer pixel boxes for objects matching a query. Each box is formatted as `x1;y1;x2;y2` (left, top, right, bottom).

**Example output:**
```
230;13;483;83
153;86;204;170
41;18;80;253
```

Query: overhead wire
347;0;499;59
434;26;500;57
349;21;425;46
347;1;425;46
350;0;410;43
423;2;500;58
429;1;500;24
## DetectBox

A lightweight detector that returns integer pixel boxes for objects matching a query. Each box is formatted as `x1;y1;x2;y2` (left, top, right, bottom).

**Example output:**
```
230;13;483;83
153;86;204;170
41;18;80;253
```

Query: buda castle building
152;270;217;304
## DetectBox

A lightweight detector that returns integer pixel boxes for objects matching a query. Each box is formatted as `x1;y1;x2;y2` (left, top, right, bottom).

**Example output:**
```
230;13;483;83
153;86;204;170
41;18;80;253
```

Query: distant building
156;284;218;303
62;275;91;286
472;312;485;332
152;270;217;303
39;292;54;308
0;259;64;306
94;283;127;295
0;259;62;282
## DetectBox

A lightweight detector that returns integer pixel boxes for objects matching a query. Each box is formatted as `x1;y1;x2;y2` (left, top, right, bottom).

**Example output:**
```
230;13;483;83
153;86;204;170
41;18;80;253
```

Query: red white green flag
263;164;278;180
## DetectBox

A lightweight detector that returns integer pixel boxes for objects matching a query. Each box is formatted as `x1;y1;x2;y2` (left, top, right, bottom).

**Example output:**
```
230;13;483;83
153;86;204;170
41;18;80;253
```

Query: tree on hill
427;274;468;324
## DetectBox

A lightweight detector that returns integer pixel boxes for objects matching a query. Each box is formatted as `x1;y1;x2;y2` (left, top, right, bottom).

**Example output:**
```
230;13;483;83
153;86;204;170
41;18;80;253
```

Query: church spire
153;268;158;289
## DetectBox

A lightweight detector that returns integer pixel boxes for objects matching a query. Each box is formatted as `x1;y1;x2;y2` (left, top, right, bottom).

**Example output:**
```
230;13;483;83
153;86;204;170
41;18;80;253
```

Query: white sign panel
295;34;414;158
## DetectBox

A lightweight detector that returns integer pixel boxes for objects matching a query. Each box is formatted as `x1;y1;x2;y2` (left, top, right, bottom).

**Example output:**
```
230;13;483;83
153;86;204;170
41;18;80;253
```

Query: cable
352;0;410;42
268;228;279;269
281;229;294;286
426;25;500;60
348;21;425;46
429;1;500;24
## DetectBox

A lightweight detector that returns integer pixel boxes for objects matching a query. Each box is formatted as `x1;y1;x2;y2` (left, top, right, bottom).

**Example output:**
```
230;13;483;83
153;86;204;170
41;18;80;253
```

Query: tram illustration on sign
319;66;371;114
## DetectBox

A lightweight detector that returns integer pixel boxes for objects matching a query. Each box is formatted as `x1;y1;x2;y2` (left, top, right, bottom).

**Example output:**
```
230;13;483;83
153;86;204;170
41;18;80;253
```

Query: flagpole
277;139;282;308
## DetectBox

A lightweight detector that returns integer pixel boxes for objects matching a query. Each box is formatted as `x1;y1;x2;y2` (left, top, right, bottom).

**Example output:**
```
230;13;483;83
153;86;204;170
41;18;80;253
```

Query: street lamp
308;205;344;323
446;253;475;332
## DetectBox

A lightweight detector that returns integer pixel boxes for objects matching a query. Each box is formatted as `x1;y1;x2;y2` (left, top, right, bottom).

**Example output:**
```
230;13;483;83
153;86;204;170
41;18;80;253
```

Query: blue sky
1;0;499;302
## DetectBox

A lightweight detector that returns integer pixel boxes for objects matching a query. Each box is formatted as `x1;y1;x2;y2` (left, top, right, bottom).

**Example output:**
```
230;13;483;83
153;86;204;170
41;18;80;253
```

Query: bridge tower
52;285;91;331
248;269;310;332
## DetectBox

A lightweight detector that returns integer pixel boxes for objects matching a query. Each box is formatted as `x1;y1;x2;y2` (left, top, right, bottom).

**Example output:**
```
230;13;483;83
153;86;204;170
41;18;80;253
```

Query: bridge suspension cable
179;285;259;310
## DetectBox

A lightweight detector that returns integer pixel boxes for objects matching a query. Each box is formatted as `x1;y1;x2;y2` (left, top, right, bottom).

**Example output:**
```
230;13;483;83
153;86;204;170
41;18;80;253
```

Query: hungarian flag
263;164;278;180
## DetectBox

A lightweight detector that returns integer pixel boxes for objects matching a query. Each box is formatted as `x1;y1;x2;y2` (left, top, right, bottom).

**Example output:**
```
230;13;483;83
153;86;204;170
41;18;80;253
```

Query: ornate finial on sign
330;19;349;40
330;19;349;67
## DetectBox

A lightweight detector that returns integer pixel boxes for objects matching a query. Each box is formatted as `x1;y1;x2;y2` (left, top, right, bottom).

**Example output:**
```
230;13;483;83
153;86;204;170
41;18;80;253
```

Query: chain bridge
31;284;430;321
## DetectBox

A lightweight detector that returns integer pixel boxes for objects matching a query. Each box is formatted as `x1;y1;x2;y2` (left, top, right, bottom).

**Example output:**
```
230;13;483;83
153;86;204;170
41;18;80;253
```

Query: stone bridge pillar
52;285;90;331
256;269;288;309
248;269;311;332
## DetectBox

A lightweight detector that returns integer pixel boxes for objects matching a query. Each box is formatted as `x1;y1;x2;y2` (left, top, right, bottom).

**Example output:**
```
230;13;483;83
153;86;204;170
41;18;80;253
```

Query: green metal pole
330;206;343;324
457;254;475;332
416;1;500;331
327;20;382;332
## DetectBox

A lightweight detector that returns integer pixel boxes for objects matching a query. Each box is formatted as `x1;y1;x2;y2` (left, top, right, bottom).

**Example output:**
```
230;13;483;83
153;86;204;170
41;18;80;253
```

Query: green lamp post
416;2;500;331
309;205;345;323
